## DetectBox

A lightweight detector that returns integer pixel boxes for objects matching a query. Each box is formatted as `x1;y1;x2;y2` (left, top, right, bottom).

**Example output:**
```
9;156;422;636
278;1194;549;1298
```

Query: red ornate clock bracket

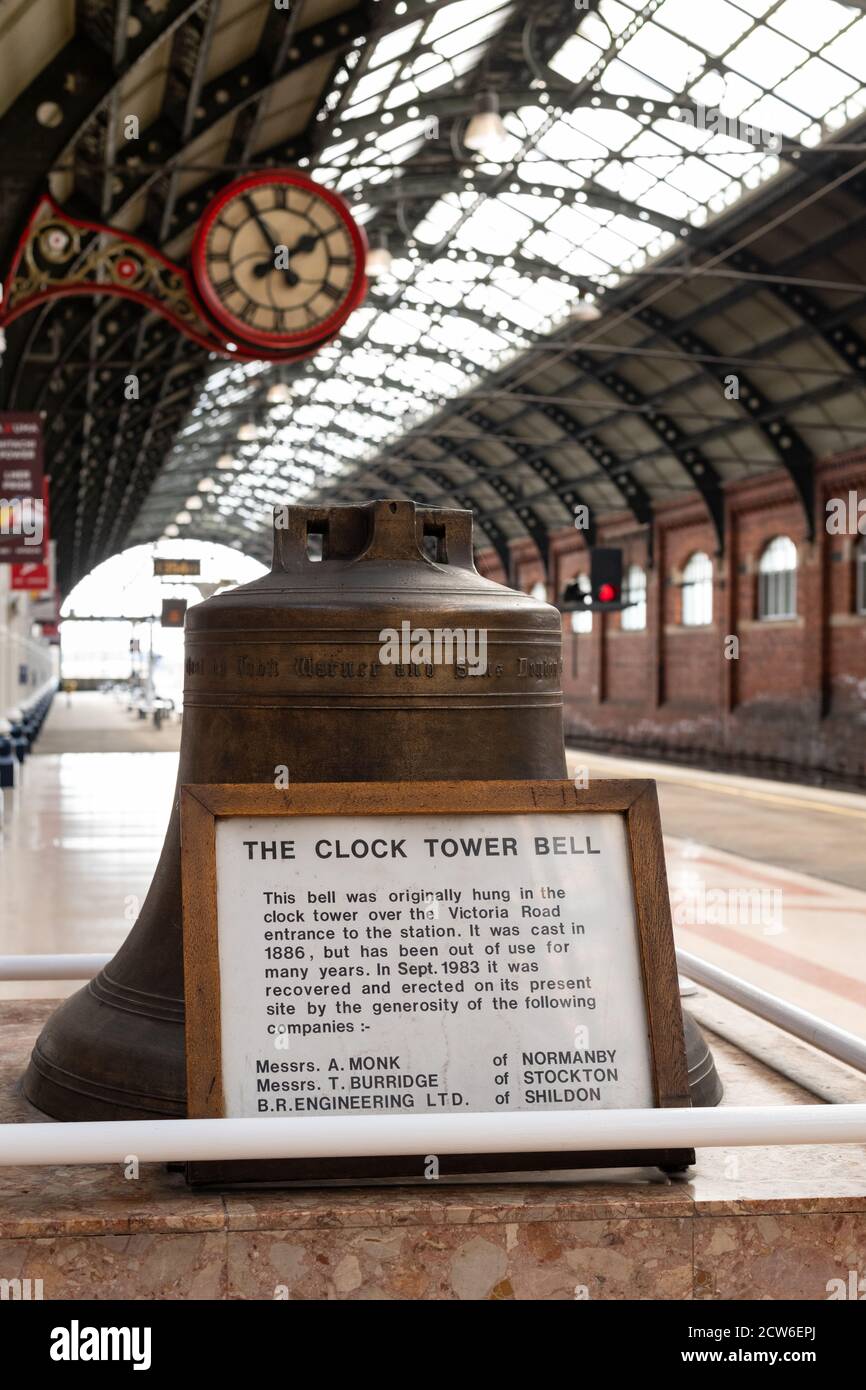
1;184;365;364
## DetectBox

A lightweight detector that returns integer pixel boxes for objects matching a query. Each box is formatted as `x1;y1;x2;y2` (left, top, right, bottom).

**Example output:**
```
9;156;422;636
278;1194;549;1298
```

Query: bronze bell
24;499;721;1120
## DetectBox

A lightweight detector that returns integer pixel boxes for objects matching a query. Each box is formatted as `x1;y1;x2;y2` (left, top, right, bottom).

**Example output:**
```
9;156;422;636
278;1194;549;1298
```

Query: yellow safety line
568;757;866;820
667;780;866;820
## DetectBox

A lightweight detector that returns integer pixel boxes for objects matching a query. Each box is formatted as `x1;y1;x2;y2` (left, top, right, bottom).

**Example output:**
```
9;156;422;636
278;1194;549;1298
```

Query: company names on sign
213;810;654;1119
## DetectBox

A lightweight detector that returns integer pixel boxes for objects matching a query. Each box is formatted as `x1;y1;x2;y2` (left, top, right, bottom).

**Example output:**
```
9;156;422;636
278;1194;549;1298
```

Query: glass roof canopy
155;0;866;547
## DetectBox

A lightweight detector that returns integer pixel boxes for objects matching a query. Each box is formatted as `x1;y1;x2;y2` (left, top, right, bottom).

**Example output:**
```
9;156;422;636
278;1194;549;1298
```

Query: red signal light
598;582;617;603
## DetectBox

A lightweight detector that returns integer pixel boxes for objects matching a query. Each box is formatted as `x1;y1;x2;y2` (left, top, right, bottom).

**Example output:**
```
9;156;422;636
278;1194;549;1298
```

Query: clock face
191;171;367;350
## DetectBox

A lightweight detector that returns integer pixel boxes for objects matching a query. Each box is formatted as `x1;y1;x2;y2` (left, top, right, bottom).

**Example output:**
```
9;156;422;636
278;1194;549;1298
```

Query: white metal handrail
0;1105;865;1165
676;949;866;1075
0;953;112;980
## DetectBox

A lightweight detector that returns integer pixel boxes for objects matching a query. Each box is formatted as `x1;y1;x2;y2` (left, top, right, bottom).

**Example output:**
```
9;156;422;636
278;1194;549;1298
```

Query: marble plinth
1;1000;864;1300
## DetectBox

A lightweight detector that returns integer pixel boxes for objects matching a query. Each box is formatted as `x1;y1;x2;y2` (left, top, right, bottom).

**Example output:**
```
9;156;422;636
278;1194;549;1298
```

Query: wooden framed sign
180;779;693;1184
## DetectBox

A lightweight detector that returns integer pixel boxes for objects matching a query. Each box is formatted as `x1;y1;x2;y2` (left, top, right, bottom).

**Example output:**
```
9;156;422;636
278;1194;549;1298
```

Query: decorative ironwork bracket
1;195;316;364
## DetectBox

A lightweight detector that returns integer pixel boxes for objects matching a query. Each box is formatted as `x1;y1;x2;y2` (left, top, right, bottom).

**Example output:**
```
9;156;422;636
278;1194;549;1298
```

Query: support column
649;521;664;709
801;519;828;720
721;506;739;719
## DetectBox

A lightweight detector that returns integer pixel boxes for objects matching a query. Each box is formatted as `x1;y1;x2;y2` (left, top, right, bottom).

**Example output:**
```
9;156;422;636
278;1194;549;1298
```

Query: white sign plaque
212;809;655;1120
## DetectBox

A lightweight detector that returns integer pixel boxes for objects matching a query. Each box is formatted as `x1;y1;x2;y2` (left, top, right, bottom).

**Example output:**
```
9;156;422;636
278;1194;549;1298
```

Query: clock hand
241;193;301;287
253;259;299;286
286;231;321;258
243;194;282;257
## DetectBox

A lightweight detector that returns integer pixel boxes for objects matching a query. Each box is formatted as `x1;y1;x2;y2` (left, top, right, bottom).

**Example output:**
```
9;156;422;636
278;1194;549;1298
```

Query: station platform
32;689;182;755
564;750;866;1040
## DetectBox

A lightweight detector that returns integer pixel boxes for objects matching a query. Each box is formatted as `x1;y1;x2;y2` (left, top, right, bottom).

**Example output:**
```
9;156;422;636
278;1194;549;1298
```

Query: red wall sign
11;561;50;591
0;413;44;564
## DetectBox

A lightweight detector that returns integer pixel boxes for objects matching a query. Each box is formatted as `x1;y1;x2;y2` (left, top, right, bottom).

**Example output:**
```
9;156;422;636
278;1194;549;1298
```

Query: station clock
191;170;367;353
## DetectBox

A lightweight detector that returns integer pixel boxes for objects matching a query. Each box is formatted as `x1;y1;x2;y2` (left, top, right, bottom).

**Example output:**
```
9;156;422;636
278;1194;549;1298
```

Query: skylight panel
605;211;661;249
399;287;455;319
498;191;561;225
412;260;487;299
346;61;401;109
653;0;752;55
433;326;503;368
424;0;512;45
453;198;533;255
384;80;423;109
583;221;648;266
414;193;469;245
715;72;768;123
549;35;603;86
368;19;424;68
567;106;643;153
433;314;511;355
768;0;852;50
466;279;542;331
376;117;426;154
446;41;489;80
341;350;391;381
340;96;383;122
616;23;706;92
515;158;586;189
320;137;358;165
294;404;337;428
729;0;775;17
600;57;674;102
547;202;608;244
559;243;618;280
622;127;682;178
511;105;549;140
594;159;656;202
823;18;866;83
738;92;812;138
369;311;429;347
521;226;581;267
339;305;377;339
668;154;732;202
725;28;808;87
432;11;507;59
394;356;471;394
774;56;859;117
399;52;452;95
634;180;696;221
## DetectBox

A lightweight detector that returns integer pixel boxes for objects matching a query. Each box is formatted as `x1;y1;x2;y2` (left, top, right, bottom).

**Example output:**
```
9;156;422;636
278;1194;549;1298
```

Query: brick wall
475;454;866;785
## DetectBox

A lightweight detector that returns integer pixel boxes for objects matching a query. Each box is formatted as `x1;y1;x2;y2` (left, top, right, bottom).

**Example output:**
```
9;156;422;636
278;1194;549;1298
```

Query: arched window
621;565;647;631
569;573;592;634
758;536;797;621
681;552;713;627
857;536;866;617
